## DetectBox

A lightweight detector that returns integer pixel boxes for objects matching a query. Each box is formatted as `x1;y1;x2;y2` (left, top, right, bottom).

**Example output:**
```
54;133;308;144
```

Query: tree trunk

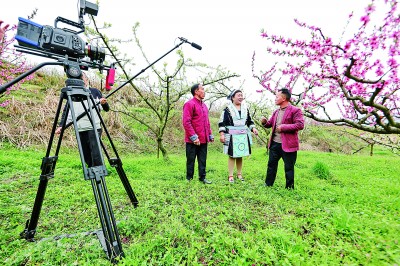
157;137;169;160
370;143;374;156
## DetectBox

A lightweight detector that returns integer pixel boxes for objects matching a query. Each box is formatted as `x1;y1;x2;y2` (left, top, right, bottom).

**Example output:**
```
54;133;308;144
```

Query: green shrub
312;161;331;179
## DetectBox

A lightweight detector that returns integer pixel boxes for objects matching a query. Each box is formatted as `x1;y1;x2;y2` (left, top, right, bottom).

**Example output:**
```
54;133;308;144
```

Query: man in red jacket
182;84;214;184
261;88;304;189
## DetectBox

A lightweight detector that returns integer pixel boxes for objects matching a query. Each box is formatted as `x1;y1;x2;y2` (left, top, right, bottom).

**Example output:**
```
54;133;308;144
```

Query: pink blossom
388;58;398;67
365;4;376;13
360;15;370;25
344;42;352;50
389;46;397;57
369;35;379;50
0;100;10;107
1;26;32;107
375;67;384;76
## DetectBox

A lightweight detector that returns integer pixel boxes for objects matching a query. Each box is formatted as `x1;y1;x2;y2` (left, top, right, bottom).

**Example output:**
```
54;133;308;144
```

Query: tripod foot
94;229;124;262
20;220;36;241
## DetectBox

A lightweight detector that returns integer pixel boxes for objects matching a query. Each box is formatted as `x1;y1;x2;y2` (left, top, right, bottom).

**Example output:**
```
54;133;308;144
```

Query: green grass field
0;145;399;265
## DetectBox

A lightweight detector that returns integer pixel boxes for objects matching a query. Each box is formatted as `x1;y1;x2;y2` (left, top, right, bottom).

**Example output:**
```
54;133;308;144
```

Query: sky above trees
2;0;375;98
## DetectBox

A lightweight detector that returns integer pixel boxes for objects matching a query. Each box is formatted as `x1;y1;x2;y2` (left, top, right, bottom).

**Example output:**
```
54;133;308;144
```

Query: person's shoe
228;176;234;183
237;174;244;182
200;178;212;184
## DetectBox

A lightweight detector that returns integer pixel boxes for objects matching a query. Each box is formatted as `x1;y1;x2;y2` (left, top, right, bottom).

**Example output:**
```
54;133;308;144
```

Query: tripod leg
109;158;139;207
20;93;66;240
88;165;124;261
89;95;139;206
68;91;124;260
20;157;58;240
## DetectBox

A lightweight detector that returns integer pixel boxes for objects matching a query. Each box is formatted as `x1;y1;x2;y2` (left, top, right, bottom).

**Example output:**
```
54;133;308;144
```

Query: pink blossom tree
0;24;33;107
253;0;400;134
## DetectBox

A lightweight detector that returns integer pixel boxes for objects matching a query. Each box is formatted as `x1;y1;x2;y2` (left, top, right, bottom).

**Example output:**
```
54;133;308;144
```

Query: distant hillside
0;72;392;156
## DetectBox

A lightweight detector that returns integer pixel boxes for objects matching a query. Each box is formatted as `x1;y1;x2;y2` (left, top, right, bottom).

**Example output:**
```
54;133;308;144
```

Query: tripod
19;73;138;261
0;36;202;262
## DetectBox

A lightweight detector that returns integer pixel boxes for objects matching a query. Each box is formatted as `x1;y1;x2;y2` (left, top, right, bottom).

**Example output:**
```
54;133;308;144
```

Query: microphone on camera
178;37;202;50
105;64;116;91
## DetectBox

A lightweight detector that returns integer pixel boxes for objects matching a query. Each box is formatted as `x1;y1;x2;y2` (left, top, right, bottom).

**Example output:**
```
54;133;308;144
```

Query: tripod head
65;78;85;87
63;61;92;90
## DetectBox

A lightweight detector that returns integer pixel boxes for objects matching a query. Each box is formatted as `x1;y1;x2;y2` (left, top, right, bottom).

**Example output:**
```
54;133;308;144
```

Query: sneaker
200;178;212;184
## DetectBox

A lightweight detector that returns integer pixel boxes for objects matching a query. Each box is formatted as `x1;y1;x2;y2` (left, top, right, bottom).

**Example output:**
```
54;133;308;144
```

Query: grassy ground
0;144;399;265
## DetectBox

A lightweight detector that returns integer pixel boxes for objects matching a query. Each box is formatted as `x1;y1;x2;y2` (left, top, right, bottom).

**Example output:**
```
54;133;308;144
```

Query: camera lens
86;45;105;62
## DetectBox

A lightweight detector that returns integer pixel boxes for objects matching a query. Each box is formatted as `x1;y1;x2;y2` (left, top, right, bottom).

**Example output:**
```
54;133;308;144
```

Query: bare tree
87;20;238;160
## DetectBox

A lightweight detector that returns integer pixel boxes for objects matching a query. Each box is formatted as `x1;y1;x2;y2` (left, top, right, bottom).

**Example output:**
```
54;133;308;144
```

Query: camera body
16;18;87;59
15;0;104;62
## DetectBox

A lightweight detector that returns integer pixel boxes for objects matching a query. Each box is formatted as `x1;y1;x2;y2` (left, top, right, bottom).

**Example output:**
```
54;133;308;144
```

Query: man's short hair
279;88;291;100
191;83;200;96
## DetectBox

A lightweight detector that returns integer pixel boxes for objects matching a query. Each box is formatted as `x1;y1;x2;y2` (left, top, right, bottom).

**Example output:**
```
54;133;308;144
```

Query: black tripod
19;66;138;261
0;36;202;262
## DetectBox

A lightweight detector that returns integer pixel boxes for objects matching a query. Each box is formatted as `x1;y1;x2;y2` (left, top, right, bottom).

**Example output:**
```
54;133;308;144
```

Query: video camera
15;0;105;63
0;0;118;95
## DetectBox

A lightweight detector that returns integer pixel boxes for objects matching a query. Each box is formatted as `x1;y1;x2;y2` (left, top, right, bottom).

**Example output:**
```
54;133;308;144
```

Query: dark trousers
79;129;103;167
266;141;297;189
186;143;208;181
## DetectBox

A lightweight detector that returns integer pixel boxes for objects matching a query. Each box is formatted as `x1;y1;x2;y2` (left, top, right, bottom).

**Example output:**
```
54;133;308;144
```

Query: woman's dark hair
279;88;291;100
229;90;242;102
